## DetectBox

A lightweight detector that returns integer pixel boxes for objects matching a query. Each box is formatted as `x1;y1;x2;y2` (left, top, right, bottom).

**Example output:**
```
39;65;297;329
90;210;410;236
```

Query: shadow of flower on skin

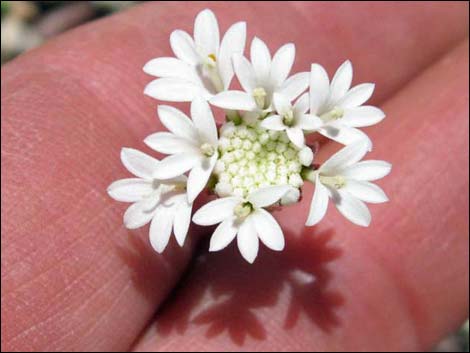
154;227;344;346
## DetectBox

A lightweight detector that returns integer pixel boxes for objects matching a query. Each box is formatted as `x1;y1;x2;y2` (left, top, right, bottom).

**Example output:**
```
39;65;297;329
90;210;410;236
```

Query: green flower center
282;110;295;127
200;143;216;157
213;123;304;198
320;106;344;122
319;175;347;189
253;87;267;109
234;202;253;219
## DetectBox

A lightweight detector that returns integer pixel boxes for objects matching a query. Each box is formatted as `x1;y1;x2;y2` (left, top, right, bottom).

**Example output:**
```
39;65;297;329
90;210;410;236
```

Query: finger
1;1;467;351
133;41;469;351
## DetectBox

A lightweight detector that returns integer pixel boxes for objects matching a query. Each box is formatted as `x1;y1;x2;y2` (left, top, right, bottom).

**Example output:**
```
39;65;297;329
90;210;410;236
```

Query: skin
1;1;468;351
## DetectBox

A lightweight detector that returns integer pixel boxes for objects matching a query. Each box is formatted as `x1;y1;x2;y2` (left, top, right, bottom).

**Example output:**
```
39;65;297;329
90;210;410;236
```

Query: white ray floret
210;37;309;122
260;92;323;148
107;148;192;252
309;60;385;148
144;98;219;203
144;9;246;102
193;185;294;263
306;140;391;227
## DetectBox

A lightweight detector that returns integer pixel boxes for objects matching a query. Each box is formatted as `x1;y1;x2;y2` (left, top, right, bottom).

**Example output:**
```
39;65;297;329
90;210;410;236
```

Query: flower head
213;121;307;199
193;185;293;263
309;61;385;148
306;140;391;227
145;97;219;203
107;148;192;252
144;9;246;102
108;8;392;264
210;37;309;122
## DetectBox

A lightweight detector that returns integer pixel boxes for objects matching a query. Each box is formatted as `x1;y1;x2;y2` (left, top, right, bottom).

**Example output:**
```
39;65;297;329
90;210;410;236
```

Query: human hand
1;2;468;351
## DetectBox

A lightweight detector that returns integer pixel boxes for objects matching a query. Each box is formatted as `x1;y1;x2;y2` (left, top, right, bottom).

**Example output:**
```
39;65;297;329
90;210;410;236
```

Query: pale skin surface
1;1;469;351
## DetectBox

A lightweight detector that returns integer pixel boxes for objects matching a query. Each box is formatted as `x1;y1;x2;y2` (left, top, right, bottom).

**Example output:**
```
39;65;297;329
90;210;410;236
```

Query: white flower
306;140;391;227
143;9;246;102
144;97;218;203
210;37;309;121
260;92;323;148
193;185;293;263
309;60;385;148
107;148;192;252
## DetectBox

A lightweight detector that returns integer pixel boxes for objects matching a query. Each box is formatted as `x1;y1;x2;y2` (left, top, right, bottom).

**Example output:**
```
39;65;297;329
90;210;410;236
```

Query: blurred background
1;0;138;64
1;1;468;351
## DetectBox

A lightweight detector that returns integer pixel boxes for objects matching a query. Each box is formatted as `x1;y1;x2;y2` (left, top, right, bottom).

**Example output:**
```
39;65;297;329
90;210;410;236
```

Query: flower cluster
108;9;391;263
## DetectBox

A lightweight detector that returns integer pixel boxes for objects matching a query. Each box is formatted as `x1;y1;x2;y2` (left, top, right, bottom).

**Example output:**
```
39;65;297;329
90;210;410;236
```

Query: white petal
237;217;259;263
209;217;238;251
251;209;285;251
144;78;208;102
170;30;200;65
157;105;198;142
306;176;329;226
173;197;193;246
250;37;271;83
108;178;153;202
167;174;188;185
341;160;392;181
318;124;372;151
344;180;389;204
232;54;257;93
143;57;199;81
187;154;217;203
280;187;300;205
270;43;295;87
329;60;353;104
299;146;314;166
340;106;385;127
286;127;305;148
210;91;257;111
309;63;330;114
331;189;371;227
149;205;175;253
272;92;292;116
144;132;197;155
293;92;310;115
248;185;292;208
338;83;375;108
123;200;155;229
193;196;240;225
278;72;309;102
140;190;161;212
194;9;219;57
190;97;218;145
260;115;286;131
297;114;323;131
121;148;159;179
320;139;370;175
152;154;198;180
218;21;246;89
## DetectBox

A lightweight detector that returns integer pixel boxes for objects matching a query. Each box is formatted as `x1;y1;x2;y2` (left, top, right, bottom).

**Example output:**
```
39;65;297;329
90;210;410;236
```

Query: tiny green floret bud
282;110;295;127
320;175;347;189
200;143;216;157
234;202;253;219
253;87;267;109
